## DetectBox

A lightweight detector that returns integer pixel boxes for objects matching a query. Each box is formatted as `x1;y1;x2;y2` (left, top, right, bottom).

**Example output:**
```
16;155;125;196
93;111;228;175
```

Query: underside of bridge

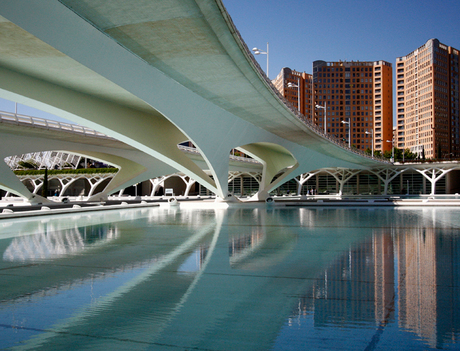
0;0;386;201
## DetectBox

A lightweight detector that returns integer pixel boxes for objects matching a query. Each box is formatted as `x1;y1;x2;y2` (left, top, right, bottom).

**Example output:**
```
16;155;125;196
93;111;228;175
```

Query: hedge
14;168;119;176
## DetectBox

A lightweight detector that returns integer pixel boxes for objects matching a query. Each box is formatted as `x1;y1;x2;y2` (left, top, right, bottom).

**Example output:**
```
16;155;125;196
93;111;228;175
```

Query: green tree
403;148;416;160
18;159;37;169
41;168;48;198
393;147;403;161
383;150;392;159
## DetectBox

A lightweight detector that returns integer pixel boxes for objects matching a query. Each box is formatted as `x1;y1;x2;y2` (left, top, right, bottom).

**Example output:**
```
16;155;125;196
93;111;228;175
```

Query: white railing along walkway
0;111;111;139
1;111;261;165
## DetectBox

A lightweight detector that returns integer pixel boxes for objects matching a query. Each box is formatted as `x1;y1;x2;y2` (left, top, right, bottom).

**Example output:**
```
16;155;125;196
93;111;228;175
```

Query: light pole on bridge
365;129;374;157
315;103;327;134
287;79;301;113
386;139;394;162
252;43;269;78
341;119;351;148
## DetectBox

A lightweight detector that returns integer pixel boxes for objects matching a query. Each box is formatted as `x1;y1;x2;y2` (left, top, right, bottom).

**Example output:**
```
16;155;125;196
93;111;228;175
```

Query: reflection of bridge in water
3;223;118;262
1;207;458;349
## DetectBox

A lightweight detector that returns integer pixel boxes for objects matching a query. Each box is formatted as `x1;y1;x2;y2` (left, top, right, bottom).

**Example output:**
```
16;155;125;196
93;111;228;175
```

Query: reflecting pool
0;206;459;350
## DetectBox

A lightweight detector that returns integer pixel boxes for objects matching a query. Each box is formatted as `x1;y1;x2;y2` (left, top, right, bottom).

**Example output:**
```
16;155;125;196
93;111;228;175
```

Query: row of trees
364;147;457;162
365;147;418;161
17;158;109;170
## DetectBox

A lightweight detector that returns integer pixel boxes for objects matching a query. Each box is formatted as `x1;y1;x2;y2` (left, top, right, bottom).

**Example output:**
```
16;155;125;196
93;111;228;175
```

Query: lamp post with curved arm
252;42;269;78
287;79;300;112
315;103;327;134
386;139;394;162
341;120;350;148
365;130;374;157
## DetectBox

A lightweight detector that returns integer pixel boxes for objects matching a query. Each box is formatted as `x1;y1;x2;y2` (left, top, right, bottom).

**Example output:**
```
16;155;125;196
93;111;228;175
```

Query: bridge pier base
87;193;109;202
28;194;52;205
215;194;241;203
248;190;271;202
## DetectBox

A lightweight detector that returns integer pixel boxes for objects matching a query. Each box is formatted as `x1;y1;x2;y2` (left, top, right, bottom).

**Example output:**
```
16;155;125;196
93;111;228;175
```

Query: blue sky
2;1;460;121
224;0;460;79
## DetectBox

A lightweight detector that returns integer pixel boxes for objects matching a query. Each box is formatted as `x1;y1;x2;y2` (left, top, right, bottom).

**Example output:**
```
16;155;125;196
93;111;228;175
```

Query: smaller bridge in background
2;112;460;203
0;110;262;202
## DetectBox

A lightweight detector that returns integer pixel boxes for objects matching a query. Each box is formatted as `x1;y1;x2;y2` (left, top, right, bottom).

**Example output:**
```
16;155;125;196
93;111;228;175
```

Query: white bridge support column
227;171;261;197
147;174;197;197
238;143;298;201
182;177;197;197
294;172;320;195
30;179;43;195
370;168;404;195
0;160;48;203
83;153;147;201
59;177;78;197
415;167;454;195
0;66;221;196
324;169;361;196
149;177;166;197
86;174;114;198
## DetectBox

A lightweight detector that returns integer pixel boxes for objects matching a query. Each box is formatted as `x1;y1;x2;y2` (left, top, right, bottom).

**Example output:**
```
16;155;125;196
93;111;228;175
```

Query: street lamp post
386;140;394;162
315;103;327;134
341;120;351;148
287;79;300;112
365;130;374;157
252;42;269;78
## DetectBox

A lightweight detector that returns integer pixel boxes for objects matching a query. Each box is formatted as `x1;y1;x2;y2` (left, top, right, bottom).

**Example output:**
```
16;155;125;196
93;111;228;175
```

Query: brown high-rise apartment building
313;60;393;153
272;67;313;118
273;61;393;153
396;38;460;159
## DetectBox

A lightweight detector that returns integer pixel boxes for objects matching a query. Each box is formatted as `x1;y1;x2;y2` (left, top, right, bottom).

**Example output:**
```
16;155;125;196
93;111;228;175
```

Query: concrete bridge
0;0;385;201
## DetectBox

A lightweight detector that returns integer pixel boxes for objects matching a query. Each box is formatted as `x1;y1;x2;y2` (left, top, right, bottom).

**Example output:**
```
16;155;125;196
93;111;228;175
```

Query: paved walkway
1;194;460;220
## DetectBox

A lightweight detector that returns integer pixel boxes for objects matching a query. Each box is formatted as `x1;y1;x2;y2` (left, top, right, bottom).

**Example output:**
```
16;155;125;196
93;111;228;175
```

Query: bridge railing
0;111;112;139
178;145;260;164
1;106;387;166
2;111;261;166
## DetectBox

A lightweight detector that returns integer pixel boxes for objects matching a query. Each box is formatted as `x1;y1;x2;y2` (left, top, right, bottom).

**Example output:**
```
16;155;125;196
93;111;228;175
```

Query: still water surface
0;206;459;350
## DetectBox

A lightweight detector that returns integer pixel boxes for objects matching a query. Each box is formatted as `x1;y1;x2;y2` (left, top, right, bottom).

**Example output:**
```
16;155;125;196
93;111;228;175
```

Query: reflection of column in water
13;217;223;350
228;208;298;270
3;225;118;262
298;208;316;227
228;208;267;263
